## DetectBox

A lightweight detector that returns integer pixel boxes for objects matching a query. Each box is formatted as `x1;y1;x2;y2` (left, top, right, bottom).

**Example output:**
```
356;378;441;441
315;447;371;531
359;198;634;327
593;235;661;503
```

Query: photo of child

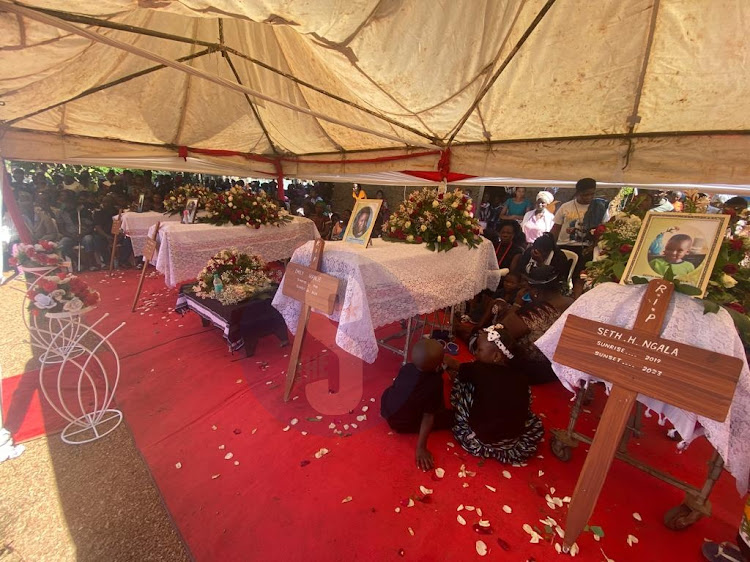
621;212;729;297
648;233;696;277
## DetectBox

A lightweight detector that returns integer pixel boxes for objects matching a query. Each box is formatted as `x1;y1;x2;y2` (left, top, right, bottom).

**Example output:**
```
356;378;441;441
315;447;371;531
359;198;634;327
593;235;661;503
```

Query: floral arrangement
199;187;291;228
10;241;65;269
582;191;750;337
27;273;100;316
383;188;483;252
163;184;212;215
194;249;273;305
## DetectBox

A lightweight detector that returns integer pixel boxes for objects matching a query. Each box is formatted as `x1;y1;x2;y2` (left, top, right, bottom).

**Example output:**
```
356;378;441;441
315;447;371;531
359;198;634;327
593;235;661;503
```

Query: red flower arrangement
10;241;65;269
201;187;292;228
27;274;100;316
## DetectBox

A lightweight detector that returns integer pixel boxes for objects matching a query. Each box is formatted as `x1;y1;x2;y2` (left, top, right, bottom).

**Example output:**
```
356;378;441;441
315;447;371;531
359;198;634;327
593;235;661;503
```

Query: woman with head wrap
494;265;574;385
521;190;555;244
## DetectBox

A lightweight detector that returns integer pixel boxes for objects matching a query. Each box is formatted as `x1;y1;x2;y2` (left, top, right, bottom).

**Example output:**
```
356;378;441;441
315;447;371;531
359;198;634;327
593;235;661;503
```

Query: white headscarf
536;191;554;205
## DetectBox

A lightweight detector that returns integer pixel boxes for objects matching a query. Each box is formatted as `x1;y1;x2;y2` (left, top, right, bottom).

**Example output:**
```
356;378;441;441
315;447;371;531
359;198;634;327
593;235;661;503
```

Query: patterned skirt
451;381;544;464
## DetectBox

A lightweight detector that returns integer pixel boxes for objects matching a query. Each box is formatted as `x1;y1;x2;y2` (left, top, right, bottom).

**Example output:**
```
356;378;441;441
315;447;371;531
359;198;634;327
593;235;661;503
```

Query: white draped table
535;282;750;494
272;238;501;363
149;216;319;287
118;211;181;256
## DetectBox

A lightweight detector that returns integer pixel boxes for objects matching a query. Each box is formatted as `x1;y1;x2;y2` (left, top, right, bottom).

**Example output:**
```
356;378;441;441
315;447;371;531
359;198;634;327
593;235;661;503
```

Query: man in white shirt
550;178;609;297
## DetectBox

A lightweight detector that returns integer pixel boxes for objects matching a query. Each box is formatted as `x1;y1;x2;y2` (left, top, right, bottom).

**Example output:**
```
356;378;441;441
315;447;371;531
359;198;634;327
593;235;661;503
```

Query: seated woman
495;265;573;385
515;232;571;284
451;324;544;464
494;219;525;272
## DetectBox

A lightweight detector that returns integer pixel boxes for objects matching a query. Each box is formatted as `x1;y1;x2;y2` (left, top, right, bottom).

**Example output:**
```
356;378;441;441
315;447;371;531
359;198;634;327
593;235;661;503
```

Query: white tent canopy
1;0;749;187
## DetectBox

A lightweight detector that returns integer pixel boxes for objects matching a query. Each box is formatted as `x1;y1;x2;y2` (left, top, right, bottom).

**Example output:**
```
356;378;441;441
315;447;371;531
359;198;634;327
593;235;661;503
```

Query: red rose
452;241;458;247
447;229;454;236
438;193;444;200
58;272;67;280
731;238;744;251
415;236;423;243
8;257;17;267
27;290;37;299
594;224;607;237
254;224;261;229
619;244;633;254
723;263;739;274
726;302;746;315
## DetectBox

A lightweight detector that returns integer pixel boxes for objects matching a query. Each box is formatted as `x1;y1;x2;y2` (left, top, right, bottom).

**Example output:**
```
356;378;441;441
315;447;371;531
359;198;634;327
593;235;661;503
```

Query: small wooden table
176;284;288;356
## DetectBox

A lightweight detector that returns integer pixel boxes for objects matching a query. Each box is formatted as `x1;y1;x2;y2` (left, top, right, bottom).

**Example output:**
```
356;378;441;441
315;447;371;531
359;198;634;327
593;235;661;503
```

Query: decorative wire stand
6;265;127;444
37;314;126;444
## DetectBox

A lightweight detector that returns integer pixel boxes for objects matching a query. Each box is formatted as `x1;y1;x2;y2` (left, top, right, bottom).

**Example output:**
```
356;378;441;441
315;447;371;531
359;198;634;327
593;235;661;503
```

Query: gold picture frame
343;199;383;247
621;212;729;297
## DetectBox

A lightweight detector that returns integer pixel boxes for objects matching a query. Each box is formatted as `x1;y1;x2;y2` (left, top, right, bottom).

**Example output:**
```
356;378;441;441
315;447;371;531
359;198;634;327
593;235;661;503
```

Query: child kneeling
452;324;544;464
381;338;454;471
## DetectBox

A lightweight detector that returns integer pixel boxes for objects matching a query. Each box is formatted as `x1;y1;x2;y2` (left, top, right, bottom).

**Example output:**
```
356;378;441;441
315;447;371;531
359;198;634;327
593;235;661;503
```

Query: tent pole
1;159;32;244
1;2;436;150
275;162;285;203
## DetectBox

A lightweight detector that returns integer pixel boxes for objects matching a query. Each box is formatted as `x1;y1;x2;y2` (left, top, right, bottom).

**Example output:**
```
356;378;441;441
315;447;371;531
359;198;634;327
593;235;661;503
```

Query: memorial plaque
554;315;741;420
142;237;158;262
282;262;339;315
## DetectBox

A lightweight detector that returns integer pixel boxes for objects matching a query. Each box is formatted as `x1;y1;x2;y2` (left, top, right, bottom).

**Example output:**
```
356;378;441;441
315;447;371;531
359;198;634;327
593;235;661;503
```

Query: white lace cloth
118;211;181;256
535;282;750;495
149;216;319;287
272;238;501;364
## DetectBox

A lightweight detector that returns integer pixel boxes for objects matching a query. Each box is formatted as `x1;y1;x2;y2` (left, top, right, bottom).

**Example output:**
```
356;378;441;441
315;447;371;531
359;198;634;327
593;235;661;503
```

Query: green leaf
612;262;626;279
663;268;675;282
631;276;649;284
675;283;702;296
701;300;720;315
590;525;605;538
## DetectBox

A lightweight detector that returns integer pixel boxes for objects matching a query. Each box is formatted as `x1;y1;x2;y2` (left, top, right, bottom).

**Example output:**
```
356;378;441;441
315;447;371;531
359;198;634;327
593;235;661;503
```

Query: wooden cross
108;210;123;275
281;239;340;401
553;279;743;551
131;222;160;312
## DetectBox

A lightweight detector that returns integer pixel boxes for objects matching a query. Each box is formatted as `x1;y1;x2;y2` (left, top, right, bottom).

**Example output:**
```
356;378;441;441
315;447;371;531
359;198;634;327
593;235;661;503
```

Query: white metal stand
37;314;126;444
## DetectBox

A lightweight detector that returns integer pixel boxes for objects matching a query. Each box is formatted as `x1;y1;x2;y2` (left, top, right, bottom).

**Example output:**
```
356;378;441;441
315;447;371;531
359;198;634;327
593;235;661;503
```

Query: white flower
34;244;44;251
404;221;411;229
469;212;474;218
34;293;57;310
63;297;84;312
721;274;738;288
253;202;258;206
228;196;233;201
449;235;456;243
420;224;427;232
49;289;66;302
446;221;452;228
437;236;442;242
432;200;439;208
463;211;469;217
451;201;459;208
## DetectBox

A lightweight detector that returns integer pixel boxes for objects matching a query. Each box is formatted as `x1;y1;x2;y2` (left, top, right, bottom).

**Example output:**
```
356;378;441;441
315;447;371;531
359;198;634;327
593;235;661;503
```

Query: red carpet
3;268;746;561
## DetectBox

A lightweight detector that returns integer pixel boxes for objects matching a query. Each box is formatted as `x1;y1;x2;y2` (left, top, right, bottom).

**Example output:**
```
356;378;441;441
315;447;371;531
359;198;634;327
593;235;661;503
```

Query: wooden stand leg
131;259;150;312
108;235;118;275
563;385;637;550
283;304;311;402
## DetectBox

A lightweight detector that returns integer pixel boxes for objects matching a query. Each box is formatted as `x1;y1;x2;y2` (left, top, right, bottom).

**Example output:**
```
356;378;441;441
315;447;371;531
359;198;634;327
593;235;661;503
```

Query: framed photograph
136;193;145;213
343;199;383;247
621;212;729;297
184;198;198;224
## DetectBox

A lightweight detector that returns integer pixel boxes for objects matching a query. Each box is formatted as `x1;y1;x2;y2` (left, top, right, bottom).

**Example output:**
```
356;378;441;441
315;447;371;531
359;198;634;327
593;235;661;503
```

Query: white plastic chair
560;249;578;292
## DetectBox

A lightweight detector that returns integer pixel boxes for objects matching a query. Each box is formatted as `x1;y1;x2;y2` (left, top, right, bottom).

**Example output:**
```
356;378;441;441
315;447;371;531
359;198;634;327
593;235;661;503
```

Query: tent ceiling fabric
1;0;749;186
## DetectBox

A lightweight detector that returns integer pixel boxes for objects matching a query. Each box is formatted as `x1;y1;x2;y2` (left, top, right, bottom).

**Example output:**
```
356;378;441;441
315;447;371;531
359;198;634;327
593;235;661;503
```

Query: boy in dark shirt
380;338;454;471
